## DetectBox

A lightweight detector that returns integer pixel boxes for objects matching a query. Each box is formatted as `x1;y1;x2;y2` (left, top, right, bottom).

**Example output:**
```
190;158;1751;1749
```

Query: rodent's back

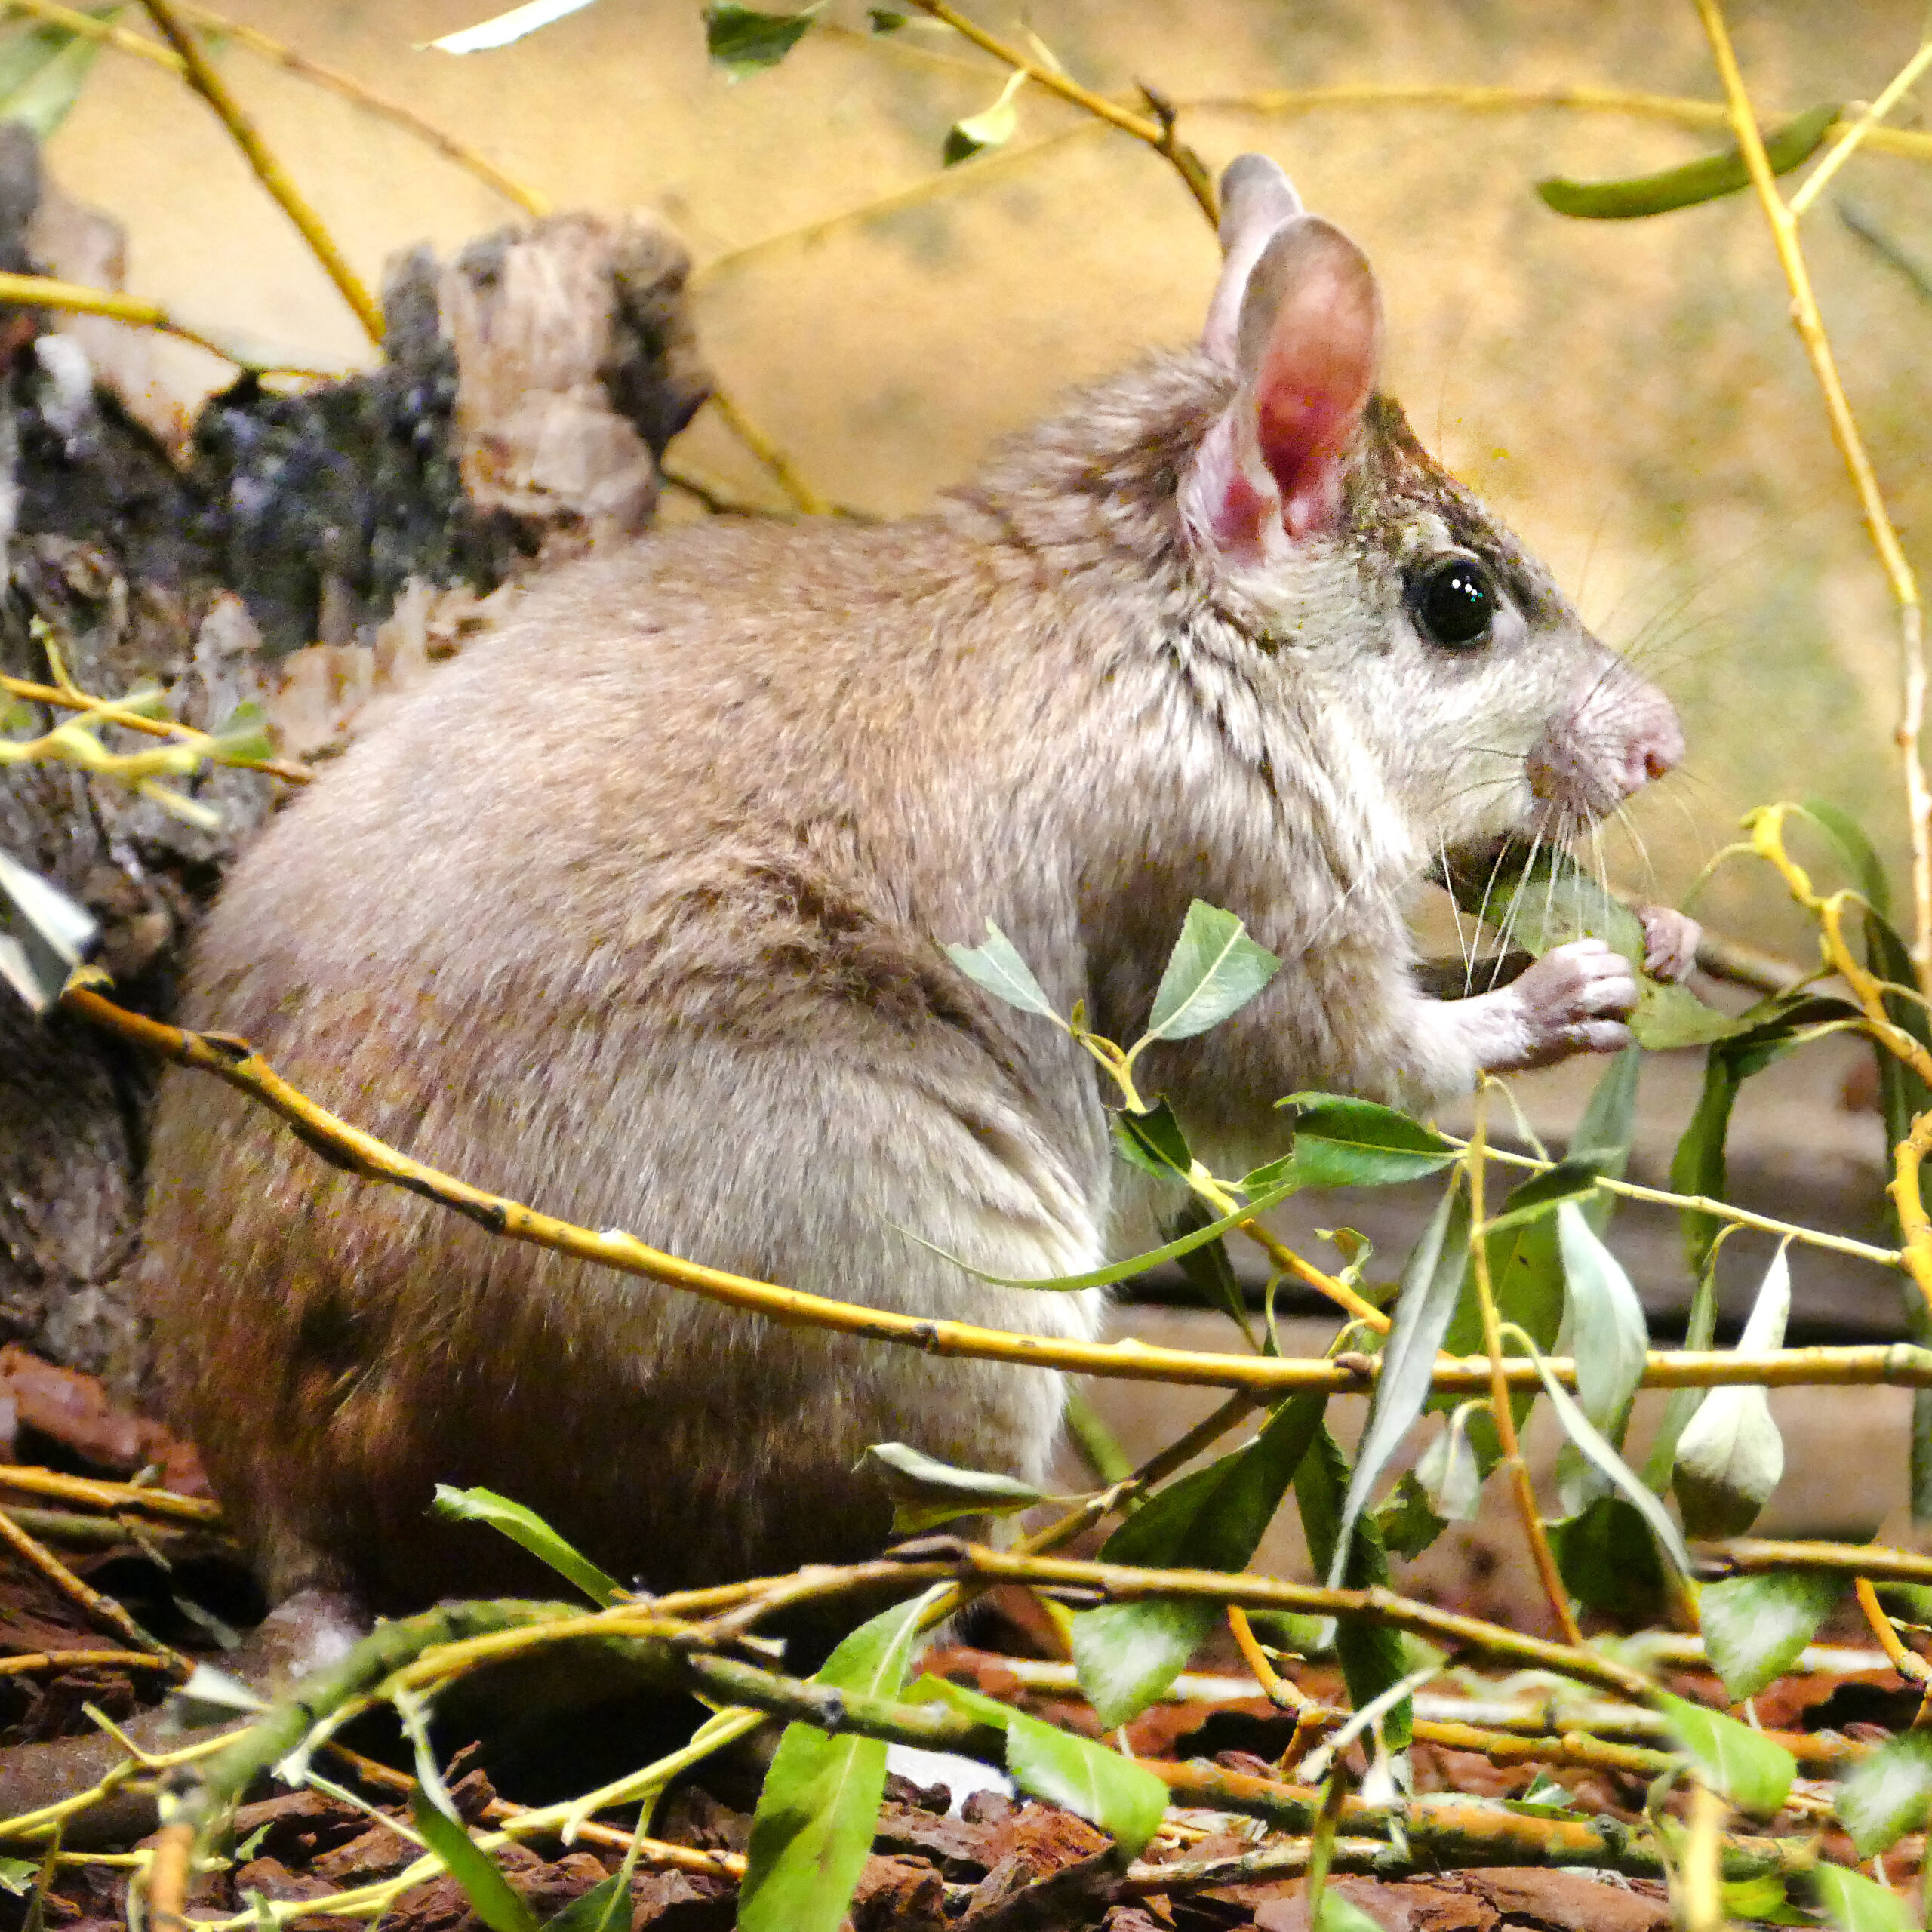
144;512;1124;1608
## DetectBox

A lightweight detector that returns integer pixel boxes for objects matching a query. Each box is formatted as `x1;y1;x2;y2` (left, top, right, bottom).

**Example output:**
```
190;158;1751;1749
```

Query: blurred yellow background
45;0;1932;950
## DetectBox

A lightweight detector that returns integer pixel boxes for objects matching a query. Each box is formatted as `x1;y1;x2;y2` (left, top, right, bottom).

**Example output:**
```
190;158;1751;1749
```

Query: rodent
139;155;1690;1616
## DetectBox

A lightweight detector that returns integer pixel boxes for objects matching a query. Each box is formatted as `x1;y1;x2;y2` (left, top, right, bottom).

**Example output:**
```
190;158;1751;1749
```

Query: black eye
1413;556;1496;648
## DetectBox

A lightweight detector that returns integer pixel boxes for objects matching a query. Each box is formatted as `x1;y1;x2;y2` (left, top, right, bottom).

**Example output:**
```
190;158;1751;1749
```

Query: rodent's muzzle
1526;666;1683;823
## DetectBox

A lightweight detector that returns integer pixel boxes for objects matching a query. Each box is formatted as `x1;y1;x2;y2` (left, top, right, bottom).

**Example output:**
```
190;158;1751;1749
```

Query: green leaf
1138;900;1281;1044
1722;1875;1802;1925
1557;1201;1647;1434
1673;1247;1791;1539
1812;1861;1918;1932
1111;1100;1192;1179
703;1;817;79
1537;103;1841;219
854;1442;1044;1535
0;11;112;140
0;1861;35;1897
1548;1494;1666;1620
1836;1731;1932;1858
913;1676;1166;1856
1167;1197;1254;1339
1668;994;1857;1275
1516;1332;1693;1577
1644;1244;1723;1492
1271;1094;1457;1189
540;1875;629;1932
1297;1423;1413;1743
1327;1180;1469;1586
1654;1692;1795;1816
1481;1160;1600;1235
411;1788;540;1932
866;6;904;26
943;69;1025;166
1072;1393;1324;1726
1444;844;1739;1048
1315;1890;1389;1932
211;700;275;765
430;1485;621;1606
1700;1571;1844;1703
739;1592;931;1932
1371;1469;1450;1558
897;1162;1302;1291
943;918;1057;1020
1414;1407;1482;1522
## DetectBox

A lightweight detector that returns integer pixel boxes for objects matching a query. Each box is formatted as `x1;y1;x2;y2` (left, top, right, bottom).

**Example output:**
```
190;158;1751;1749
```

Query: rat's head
1180;155;1682;866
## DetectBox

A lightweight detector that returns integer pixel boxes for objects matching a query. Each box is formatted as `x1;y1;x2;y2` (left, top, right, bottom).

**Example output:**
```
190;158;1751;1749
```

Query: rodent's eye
1412;556;1496;648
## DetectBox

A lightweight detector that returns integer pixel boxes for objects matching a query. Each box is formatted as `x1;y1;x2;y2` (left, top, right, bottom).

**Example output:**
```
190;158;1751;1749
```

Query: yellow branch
54;978;1932;1399
1695;1;1931;989
139;0;383;345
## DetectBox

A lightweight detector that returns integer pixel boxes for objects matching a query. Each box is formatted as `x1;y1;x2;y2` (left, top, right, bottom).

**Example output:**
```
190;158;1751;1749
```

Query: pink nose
1617;699;1684;798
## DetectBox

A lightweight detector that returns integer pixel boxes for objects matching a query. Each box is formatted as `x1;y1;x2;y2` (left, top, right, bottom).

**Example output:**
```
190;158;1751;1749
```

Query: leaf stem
138;0;384;345
1466;1091;1584;1645
900;0;1217;223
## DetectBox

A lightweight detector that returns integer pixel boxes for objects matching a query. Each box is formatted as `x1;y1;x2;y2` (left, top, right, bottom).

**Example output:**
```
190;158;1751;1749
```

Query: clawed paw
1508;937;1638;1066
1639;905;1700;984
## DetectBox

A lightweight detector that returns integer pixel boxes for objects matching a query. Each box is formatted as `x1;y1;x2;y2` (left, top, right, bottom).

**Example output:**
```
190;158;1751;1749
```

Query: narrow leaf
1549;1495;1666;1620
1415;1407;1482;1521
1554;1202;1647;1513
1700;1571;1844;1702
703;1;817;78
1072;1393;1324;1725
1111;1100;1192;1179
943;69;1024;165
943;918;1057;1020
1327;1181;1469;1586
0;19;105;140
0;847;98;1016
1271;1094;1457;1189
1142;900;1281;1043
431;1485;621;1606
409;1789;540;1932
915;1677;1166;1856
1371;1469;1451;1556
1654;1692;1795;1816
1673;1247;1790;1539
897;1163;1301;1291
1837;1732;1932;1857
1517;1334;1693;1577
855;1442;1044;1534
540;1874;628;1932
427;0;598;52
1537;103;1840;219
1813;1863;1918;1932
740;1592;932;1932
1297;1423;1412;1741
1443;844;1739;1048
1481;1161;1599;1235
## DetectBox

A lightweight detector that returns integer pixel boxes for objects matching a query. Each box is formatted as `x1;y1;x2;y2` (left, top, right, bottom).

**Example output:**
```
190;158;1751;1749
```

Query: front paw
1507;937;1638;1066
1639;905;1700;984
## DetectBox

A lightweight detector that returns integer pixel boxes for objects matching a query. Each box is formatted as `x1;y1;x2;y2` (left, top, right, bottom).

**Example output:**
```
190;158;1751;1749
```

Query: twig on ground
0;1466;223;1524
0;1512;185;1677
138;0;383;345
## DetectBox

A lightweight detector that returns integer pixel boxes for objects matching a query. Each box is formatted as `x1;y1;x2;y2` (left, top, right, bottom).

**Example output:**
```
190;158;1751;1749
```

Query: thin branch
1788;37;1932;217
0;1649;177;1676
1469;1094;1583;1644
1;0;547;217
1853;1574;1931;1682
1695;0;1931;986
0;1510;185;1676
901;0;1217;223
0;1465;222;1524
702;388;835;518
138;0;383;345
0;270;341;378
51;977;1932;1399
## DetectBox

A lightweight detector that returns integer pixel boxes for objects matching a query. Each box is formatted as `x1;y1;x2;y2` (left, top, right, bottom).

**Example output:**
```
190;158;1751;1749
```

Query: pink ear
1187;212;1382;558
1241;220;1380;537
1201;154;1303;364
